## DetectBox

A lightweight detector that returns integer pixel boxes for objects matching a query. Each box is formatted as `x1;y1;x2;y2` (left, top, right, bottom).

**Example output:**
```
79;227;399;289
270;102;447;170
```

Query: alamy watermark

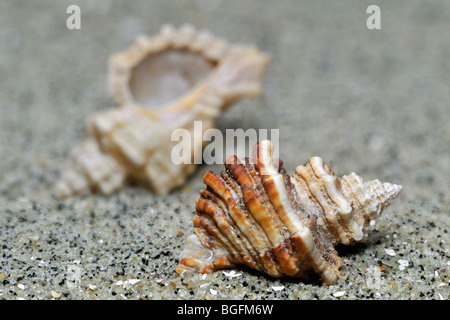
66;5;81;30
66;4;381;31
367;5;381;30
171;121;279;165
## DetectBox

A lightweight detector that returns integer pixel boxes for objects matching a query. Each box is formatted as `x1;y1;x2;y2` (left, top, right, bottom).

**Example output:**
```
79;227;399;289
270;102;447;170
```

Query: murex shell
176;140;402;284
54;24;270;197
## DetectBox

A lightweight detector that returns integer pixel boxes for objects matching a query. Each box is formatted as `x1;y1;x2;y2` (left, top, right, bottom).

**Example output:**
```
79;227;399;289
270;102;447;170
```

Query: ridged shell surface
176;140;402;284
54;24;270;197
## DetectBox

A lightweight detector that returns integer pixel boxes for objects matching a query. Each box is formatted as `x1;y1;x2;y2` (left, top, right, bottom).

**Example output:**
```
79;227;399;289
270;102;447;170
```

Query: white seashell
176;140;402;285
54;24;270;198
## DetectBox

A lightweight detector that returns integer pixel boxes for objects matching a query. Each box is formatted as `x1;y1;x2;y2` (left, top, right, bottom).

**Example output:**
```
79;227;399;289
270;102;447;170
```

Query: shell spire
176;140;402;284
54;24;270;198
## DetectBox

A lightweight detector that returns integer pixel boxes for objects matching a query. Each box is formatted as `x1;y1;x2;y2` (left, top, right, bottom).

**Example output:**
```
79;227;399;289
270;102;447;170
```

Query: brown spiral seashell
53;24;270;198
176;140;402;284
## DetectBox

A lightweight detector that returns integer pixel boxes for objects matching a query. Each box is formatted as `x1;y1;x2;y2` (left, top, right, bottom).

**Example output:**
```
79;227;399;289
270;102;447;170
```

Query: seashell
176;140;402;284
54;24;270;198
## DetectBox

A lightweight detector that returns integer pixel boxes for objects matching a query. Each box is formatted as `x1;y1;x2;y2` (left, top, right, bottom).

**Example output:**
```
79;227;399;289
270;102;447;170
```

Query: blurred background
0;0;448;300
1;0;449;201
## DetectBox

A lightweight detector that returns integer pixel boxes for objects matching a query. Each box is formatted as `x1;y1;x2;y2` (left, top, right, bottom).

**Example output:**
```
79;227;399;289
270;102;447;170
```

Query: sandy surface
0;0;449;300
